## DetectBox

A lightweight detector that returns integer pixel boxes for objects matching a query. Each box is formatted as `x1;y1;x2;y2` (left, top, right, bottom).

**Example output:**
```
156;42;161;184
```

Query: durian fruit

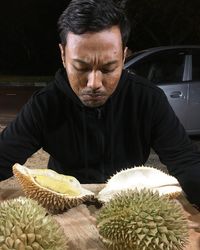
98;166;182;203
13;163;95;214
0;197;68;250
97;189;189;250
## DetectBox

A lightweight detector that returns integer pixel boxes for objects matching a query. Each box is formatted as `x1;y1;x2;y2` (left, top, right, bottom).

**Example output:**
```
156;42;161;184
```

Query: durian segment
98;166;182;202
34;175;81;196
13;163;95;213
97;189;189;250
0;197;69;250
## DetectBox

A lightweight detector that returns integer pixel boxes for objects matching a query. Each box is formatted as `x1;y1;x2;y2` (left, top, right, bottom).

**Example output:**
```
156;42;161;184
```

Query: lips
83;95;105;102
80;91;107;107
82;93;105;99
82;92;104;97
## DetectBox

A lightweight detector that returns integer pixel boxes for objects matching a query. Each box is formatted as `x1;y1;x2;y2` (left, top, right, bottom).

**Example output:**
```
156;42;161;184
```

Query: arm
152;90;200;208
0;96;42;180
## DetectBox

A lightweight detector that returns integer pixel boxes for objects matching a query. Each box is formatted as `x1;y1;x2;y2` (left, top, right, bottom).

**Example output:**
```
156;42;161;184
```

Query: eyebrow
73;59;118;67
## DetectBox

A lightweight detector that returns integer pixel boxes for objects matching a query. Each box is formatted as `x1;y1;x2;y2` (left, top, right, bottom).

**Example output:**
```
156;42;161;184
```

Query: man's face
59;26;127;108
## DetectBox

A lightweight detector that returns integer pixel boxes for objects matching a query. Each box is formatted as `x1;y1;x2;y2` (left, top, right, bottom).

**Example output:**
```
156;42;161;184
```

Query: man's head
58;0;130;107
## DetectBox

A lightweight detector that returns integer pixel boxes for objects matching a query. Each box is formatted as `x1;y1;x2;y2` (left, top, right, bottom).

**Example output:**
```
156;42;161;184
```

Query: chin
82;100;106;108
81;97;107;108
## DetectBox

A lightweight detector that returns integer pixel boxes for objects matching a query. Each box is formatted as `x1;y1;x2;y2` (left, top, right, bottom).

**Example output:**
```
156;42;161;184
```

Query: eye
101;68;115;74
73;65;91;72
73;66;89;72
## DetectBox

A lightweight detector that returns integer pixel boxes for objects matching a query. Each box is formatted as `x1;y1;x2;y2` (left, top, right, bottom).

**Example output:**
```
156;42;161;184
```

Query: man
0;0;200;208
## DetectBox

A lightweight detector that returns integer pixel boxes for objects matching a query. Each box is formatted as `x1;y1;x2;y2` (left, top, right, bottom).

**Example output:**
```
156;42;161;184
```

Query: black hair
58;0;130;49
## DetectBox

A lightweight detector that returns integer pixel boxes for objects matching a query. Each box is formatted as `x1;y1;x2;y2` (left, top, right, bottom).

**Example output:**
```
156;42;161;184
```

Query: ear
123;47;128;63
59;44;66;68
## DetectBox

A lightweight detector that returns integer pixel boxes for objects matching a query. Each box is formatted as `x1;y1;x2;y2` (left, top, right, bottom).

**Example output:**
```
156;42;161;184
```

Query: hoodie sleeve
152;90;200;208
0;95;43;181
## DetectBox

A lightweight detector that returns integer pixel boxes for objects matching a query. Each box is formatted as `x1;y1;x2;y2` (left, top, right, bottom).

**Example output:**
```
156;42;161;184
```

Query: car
124;45;200;135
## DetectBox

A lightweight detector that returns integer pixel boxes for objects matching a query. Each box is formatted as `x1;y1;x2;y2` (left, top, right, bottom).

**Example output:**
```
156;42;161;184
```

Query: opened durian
98;166;182;203
0;197;68;250
13;163;95;213
97;189;189;250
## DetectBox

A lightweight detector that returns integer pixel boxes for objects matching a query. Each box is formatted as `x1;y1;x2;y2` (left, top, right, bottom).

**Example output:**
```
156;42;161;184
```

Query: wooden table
1;177;200;250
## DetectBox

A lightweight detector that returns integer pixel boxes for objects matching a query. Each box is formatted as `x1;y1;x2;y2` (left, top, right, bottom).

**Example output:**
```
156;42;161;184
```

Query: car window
128;52;185;84
192;54;200;81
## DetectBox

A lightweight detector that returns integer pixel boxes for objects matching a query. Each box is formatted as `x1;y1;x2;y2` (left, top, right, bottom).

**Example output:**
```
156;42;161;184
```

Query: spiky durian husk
97;189;189;250
0;197;68;250
13;163;94;214
97;166;182;203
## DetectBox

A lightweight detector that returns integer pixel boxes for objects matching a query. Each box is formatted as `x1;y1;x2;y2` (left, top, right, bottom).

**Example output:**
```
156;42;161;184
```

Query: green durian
97;189;189;250
0;197;69;250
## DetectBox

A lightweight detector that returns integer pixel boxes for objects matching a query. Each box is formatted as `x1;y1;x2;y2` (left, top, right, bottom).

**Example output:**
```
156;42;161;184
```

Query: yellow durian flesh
13;163;94;214
34;175;81;196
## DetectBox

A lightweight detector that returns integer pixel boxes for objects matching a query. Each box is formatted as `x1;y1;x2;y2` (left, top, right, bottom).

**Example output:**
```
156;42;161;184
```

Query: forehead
65;26;123;61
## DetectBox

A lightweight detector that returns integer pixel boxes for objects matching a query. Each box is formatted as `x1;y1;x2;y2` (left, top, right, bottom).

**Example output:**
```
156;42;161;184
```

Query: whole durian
0;197;69;250
97;189;189;250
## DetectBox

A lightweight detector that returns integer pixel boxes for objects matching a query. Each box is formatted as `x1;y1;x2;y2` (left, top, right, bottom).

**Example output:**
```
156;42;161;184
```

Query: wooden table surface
0;177;200;250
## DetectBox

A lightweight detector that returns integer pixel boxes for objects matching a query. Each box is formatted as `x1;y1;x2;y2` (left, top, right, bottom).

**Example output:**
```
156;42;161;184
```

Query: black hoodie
1;69;200;206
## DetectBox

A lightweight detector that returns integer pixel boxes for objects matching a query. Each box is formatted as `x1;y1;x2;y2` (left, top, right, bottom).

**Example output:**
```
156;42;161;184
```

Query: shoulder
125;70;163;92
122;70;166;101
30;80;64;108
21;80;66;126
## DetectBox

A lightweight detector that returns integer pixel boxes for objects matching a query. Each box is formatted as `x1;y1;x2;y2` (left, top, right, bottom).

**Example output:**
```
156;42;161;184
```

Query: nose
87;70;103;90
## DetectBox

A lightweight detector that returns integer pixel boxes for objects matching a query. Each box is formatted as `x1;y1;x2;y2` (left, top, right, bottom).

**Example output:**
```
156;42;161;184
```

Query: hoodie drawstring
110;99;114;174
82;108;89;180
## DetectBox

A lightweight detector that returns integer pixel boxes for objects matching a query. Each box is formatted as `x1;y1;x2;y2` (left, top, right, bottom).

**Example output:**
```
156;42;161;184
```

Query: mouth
80;93;107;107
82;93;105;100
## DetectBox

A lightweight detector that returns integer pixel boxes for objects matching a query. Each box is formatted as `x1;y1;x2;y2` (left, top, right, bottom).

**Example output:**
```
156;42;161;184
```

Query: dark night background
0;0;200;76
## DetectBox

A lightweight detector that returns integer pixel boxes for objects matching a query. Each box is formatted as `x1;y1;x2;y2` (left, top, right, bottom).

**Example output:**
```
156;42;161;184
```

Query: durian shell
98;166;182;203
97;189;189;250
0;197;69;249
13;163;95;214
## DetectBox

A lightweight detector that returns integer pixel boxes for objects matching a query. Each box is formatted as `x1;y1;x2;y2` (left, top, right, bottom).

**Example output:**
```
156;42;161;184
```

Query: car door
127;50;189;129
155;52;189;130
187;50;200;134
